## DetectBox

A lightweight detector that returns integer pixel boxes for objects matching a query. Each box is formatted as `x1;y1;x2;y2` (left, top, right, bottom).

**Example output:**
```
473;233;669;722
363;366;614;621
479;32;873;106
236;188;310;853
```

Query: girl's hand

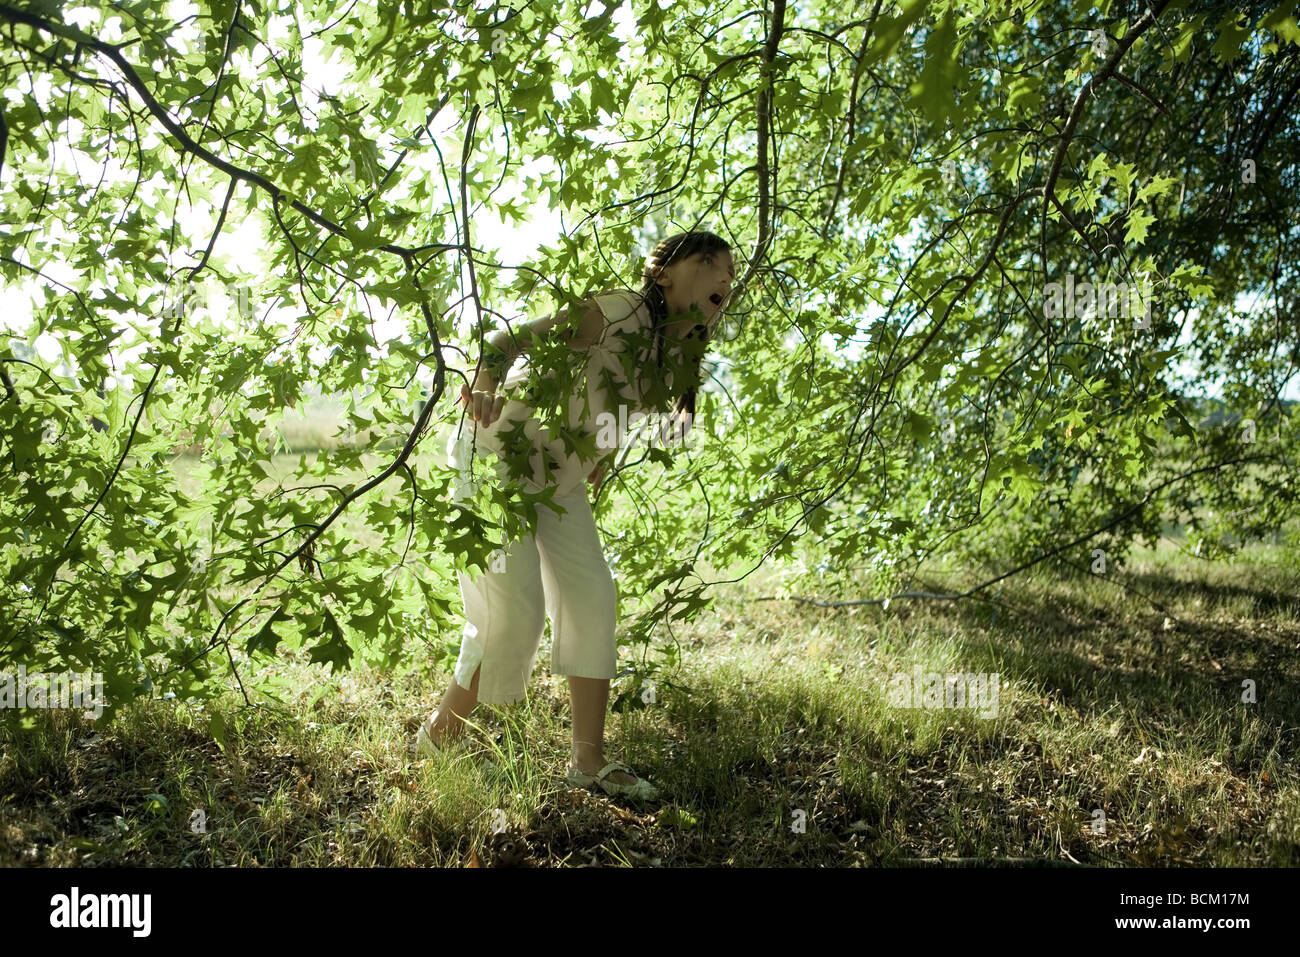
459;371;504;426
587;461;607;493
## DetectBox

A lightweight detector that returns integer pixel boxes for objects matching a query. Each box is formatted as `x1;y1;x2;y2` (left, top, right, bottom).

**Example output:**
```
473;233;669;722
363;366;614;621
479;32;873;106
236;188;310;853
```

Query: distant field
153;388;431;458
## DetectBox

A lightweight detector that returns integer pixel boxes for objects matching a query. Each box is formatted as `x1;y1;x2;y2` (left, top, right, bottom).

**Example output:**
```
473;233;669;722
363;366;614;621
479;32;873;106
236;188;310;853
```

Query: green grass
2;531;1297;867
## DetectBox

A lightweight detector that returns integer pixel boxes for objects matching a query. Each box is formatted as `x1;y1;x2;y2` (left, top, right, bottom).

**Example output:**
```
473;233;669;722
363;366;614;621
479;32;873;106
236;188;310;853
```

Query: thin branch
733;0;787;301
0;3;462;260
749;453;1269;612
1111;70;1171;116
1039;0;1172;286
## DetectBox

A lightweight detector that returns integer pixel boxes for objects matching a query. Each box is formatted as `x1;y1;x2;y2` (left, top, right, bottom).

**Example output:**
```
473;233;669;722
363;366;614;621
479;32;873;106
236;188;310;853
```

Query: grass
2;531;1297;867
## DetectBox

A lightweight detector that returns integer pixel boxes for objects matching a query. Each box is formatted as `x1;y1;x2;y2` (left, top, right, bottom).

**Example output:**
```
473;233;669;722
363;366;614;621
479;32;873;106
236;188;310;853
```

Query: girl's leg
431;429;544;747
568;675;638;786
424;663;481;744
426;526;546;745
534;486;640;788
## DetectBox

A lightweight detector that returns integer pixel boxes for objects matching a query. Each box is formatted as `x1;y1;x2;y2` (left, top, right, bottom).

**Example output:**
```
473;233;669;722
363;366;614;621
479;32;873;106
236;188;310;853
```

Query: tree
1;0;1297;722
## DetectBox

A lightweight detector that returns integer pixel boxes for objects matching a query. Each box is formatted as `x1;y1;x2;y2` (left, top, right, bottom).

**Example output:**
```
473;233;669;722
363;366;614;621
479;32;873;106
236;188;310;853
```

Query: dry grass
3;533;1296;867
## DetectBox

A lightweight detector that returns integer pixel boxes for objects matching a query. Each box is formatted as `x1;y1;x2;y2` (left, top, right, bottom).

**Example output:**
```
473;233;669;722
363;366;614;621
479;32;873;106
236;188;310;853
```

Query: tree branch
751;453;1267;616
1039;0;1172;285
0;2;462;260
734;0;787;300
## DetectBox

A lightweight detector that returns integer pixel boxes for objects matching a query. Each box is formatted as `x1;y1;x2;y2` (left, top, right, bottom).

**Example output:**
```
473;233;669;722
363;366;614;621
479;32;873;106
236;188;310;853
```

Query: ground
2;537;1296;867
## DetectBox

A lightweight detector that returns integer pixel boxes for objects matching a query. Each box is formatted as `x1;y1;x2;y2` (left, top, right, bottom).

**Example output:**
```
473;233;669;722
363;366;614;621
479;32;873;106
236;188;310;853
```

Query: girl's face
654;247;735;334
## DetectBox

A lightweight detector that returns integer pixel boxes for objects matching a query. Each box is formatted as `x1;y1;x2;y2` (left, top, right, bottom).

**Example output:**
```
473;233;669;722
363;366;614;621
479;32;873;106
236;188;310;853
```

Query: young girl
416;230;736;800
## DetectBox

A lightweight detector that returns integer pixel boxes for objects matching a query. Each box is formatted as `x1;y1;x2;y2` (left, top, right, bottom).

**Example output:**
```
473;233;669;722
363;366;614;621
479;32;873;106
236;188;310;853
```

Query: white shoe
413;719;466;759
415;723;439;759
567;760;659;801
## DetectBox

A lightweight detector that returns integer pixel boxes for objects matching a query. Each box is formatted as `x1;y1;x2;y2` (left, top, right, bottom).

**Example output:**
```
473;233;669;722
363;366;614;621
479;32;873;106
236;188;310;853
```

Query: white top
448;289;674;498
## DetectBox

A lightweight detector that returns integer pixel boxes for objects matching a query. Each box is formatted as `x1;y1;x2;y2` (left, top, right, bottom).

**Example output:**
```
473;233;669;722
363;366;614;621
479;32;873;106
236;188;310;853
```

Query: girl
417;230;735;800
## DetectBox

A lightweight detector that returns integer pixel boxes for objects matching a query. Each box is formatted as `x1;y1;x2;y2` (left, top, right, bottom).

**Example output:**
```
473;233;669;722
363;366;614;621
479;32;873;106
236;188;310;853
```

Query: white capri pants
447;430;619;704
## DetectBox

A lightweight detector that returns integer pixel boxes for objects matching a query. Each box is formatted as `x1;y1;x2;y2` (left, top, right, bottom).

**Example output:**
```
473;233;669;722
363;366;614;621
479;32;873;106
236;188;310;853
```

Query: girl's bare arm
461;298;606;425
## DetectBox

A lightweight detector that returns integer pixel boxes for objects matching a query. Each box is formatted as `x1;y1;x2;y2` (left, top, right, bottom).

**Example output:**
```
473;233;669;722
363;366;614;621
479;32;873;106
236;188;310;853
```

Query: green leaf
246;606;293;658
1124;208;1157;245
905;409;932;442
344;221;389;251
1210;11;1250;65
209;711;228;752
865;0;929;67
909;10;962;128
306;606;354;674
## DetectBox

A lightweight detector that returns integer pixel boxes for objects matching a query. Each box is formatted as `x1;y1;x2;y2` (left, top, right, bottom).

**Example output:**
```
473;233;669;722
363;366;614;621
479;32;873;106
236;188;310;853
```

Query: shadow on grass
2;549;1296;867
